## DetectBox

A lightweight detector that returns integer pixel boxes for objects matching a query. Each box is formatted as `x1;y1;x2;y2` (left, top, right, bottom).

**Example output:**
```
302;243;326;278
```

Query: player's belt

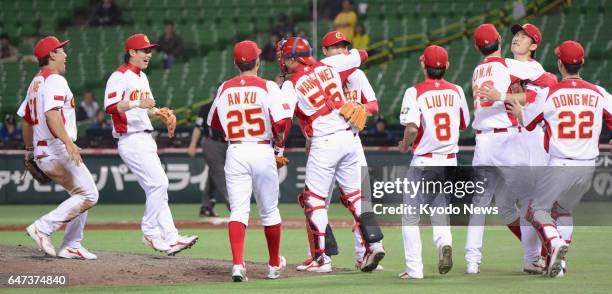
37;140;48;146
229;140;271;145
475;127;522;135
118;129;153;136
420;153;456;159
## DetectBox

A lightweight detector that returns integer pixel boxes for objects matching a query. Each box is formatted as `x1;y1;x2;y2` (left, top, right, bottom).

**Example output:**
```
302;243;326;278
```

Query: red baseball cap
511;23;542;46
420;45;448;69
322;31;350;47
555;40;584;65
473;24;500;47
124;34;158;52
234;40;261;64
34;36;70;62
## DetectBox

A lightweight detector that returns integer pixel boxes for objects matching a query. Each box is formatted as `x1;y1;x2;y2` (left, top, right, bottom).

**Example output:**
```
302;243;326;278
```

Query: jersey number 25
226;108;265;139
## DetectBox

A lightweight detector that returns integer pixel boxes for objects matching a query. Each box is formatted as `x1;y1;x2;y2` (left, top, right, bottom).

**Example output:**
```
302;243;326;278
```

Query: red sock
229;221;246;265
264;224;282;266
507;225;522;240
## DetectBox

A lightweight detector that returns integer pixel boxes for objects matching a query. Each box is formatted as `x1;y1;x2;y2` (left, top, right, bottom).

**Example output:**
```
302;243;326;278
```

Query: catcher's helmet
279;37;316;65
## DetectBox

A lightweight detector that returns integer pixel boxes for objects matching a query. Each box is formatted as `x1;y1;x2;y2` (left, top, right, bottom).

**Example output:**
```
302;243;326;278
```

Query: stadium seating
0;0;609;139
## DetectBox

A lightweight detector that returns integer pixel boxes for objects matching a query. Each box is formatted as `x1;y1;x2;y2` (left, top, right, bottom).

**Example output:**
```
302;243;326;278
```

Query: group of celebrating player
17;19;610;282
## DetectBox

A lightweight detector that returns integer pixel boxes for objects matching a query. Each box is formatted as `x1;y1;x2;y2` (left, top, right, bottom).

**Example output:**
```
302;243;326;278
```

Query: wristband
128;100;140;109
274;146;284;156
500;92;507;102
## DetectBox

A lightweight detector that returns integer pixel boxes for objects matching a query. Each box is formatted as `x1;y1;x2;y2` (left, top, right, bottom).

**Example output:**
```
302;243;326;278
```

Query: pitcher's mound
0;245;344;287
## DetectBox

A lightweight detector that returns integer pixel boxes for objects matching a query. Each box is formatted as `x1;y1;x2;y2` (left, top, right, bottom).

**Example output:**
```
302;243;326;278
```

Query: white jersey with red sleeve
104;64;155;138
281;62;349;138
207;75;294;143
522;79;612;160
507;58;558;89
400;78;470;155
320;48;368;81
471;56;517;130
343;69;377;104
16;69;77;145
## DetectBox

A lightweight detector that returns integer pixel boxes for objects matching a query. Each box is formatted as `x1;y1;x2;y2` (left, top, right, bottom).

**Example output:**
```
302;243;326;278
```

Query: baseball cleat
466;262;480;274
26;224;56;257
360;247;386;272
522;257;545;275
547;243;569;278
438;245;453;275
296;257;314;271
267;256;287;279
355;260;384;272
398;271;423;280
167;235;199;256
553;260;566;278
142;236;171;252
57;245;97;260
232;264;248;282
302;256;332;273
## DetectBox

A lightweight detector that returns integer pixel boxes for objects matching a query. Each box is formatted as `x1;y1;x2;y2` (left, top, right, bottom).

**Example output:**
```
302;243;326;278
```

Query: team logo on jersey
129;89;151;101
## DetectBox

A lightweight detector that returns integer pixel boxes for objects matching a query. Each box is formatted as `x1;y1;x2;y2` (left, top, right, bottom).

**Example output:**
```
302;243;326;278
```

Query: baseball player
207;40;293;282
465;23;548;274
397;45;470;279
294;31;382;271
508;40;612;277
18;36;98;259
474;23;560;274
278;37;385;273
104;33;198;255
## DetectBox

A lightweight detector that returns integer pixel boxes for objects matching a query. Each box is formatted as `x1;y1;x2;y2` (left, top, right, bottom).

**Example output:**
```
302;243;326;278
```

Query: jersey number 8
434;112;451;142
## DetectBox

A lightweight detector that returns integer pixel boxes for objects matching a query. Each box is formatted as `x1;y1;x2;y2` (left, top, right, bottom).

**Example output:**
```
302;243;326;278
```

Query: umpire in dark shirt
188;101;229;217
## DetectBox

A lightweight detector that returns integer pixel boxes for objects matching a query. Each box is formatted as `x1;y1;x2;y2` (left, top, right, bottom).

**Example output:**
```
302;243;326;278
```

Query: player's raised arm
322;48;368;72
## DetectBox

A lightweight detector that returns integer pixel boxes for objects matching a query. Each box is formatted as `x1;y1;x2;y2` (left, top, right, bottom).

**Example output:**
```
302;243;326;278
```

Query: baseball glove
339;102;368;130
156;107;176;138
275;156;289;168
24;158;51;184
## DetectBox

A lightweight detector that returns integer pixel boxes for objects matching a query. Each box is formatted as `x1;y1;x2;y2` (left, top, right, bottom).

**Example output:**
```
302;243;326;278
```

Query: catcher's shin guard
301;187;328;258
359;212;384;244
526;205;562;253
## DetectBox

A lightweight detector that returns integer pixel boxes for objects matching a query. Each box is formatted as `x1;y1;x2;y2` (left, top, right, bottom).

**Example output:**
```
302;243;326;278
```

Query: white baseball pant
118;132;179;243
325;134;368;262
401;155;455;278
224;143;281;227
33;139;99;248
